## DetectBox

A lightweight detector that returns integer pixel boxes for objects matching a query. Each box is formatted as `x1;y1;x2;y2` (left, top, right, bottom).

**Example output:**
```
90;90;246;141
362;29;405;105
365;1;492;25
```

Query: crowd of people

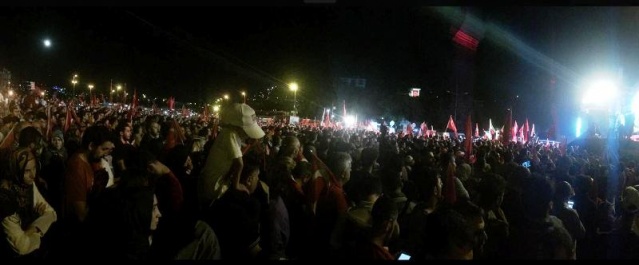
1;90;639;260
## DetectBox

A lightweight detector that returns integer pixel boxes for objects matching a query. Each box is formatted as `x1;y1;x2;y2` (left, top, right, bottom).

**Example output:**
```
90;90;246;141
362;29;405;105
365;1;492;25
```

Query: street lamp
117;85;122;103
71;74;78;96
223;94;229;100
241;91;246;104
289;82;298;113
43;39;51;48
88;84;94;104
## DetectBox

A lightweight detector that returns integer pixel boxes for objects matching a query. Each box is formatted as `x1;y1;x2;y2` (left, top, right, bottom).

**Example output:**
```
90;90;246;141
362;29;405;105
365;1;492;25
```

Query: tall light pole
241;91;246;104
289;82;298;114
88;84;94;105
117;85;122;103
71;74;78;96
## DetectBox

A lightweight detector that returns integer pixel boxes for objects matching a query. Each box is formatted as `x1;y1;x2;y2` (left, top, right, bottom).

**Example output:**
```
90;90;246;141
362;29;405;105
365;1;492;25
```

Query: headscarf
4;148;37;228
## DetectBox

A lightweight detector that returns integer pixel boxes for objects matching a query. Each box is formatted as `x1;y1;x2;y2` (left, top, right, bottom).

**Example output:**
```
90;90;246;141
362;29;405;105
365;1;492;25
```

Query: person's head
554;181;575;204
116;122;132;142
360;147;379;168
147;121;161;139
477;173;507;209
240;157;261;194
522;174;554;220
9;103;20;117
9;148;37;187
18;126;44;157
219;103;265;140
51;129;64;151
370;195;400;245
328;152;352;185
292;160;313;184
413;166;442;204
121;187;161;237
279;136;301;158
81;125;115;163
165;144;193;176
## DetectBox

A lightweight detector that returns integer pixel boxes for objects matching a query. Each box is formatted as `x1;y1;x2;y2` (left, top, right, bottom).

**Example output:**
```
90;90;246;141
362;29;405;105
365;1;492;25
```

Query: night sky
1;6;638;136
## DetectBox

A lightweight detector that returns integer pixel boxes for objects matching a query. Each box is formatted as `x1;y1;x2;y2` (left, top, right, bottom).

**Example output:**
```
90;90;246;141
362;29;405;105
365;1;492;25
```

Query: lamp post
241;91;246;104
117;85;122;103
88;84;94;105
71;74;78;96
289;82;298;114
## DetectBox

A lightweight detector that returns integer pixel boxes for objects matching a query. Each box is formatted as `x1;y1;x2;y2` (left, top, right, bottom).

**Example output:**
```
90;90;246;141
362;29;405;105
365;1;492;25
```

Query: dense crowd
1;91;639;260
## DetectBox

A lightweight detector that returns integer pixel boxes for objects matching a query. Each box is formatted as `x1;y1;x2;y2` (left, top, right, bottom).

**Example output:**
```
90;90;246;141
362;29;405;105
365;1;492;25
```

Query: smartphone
397;252;411;261
567;200;574;209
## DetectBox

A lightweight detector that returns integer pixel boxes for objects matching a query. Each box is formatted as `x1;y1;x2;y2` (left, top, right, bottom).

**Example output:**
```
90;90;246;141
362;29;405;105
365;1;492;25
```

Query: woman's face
150;195;162;231
184;156;193;174
22;158;36;186
52;137;64;150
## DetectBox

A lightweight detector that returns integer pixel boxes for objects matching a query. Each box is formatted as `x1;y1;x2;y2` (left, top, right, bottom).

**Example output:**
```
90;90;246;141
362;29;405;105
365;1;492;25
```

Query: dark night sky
1;6;638;135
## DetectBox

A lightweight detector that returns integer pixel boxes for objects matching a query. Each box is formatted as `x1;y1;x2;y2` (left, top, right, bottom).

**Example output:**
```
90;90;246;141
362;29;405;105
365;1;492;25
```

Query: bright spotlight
576;117;582;138
582;79;618;107
344;115;356;128
213;105;220;112
43;39;51;47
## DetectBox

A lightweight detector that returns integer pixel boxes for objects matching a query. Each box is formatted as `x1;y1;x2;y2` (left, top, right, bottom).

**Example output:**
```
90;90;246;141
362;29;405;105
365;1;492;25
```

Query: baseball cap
220;103;265;139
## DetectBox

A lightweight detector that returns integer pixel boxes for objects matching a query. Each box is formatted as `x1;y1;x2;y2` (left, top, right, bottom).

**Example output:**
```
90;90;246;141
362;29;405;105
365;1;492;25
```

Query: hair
328;152;352;180
477;173;507;208
371;195;399;230
8;147;35;184
240;155;261;183
360;147;379;168
81;125;115;149
522;174;554;220
18;126;43;148
278;136;300;158
116;120;132;134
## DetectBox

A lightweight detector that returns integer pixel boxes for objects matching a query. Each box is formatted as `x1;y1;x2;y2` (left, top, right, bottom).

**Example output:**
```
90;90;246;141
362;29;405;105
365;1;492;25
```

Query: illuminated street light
43;39;51;48
241;91;246;104
213;105;220;112
224;94;229;100
289;82;298;113
71;74;78;96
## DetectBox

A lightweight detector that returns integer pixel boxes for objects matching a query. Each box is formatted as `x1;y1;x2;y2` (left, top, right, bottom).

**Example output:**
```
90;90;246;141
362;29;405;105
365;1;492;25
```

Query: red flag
502;109;512;145
127;89;138;123
524;118;530;143
420;122;427;138
475;123;479;137
45;106;52;142
202;104;209;122
164;119;186;151
512;120;519;142
168;96;175;111
446;115;457;138
64;106;72;133
531;123;536;138
182;104;188;118
0;125;15;149
464;115;472;162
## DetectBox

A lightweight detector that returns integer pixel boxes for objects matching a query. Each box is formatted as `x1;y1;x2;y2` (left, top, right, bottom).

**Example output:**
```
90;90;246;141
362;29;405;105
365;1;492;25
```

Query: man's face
12;108;20;117
121;126;132;141
89;141;114;163
150;122;161;138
